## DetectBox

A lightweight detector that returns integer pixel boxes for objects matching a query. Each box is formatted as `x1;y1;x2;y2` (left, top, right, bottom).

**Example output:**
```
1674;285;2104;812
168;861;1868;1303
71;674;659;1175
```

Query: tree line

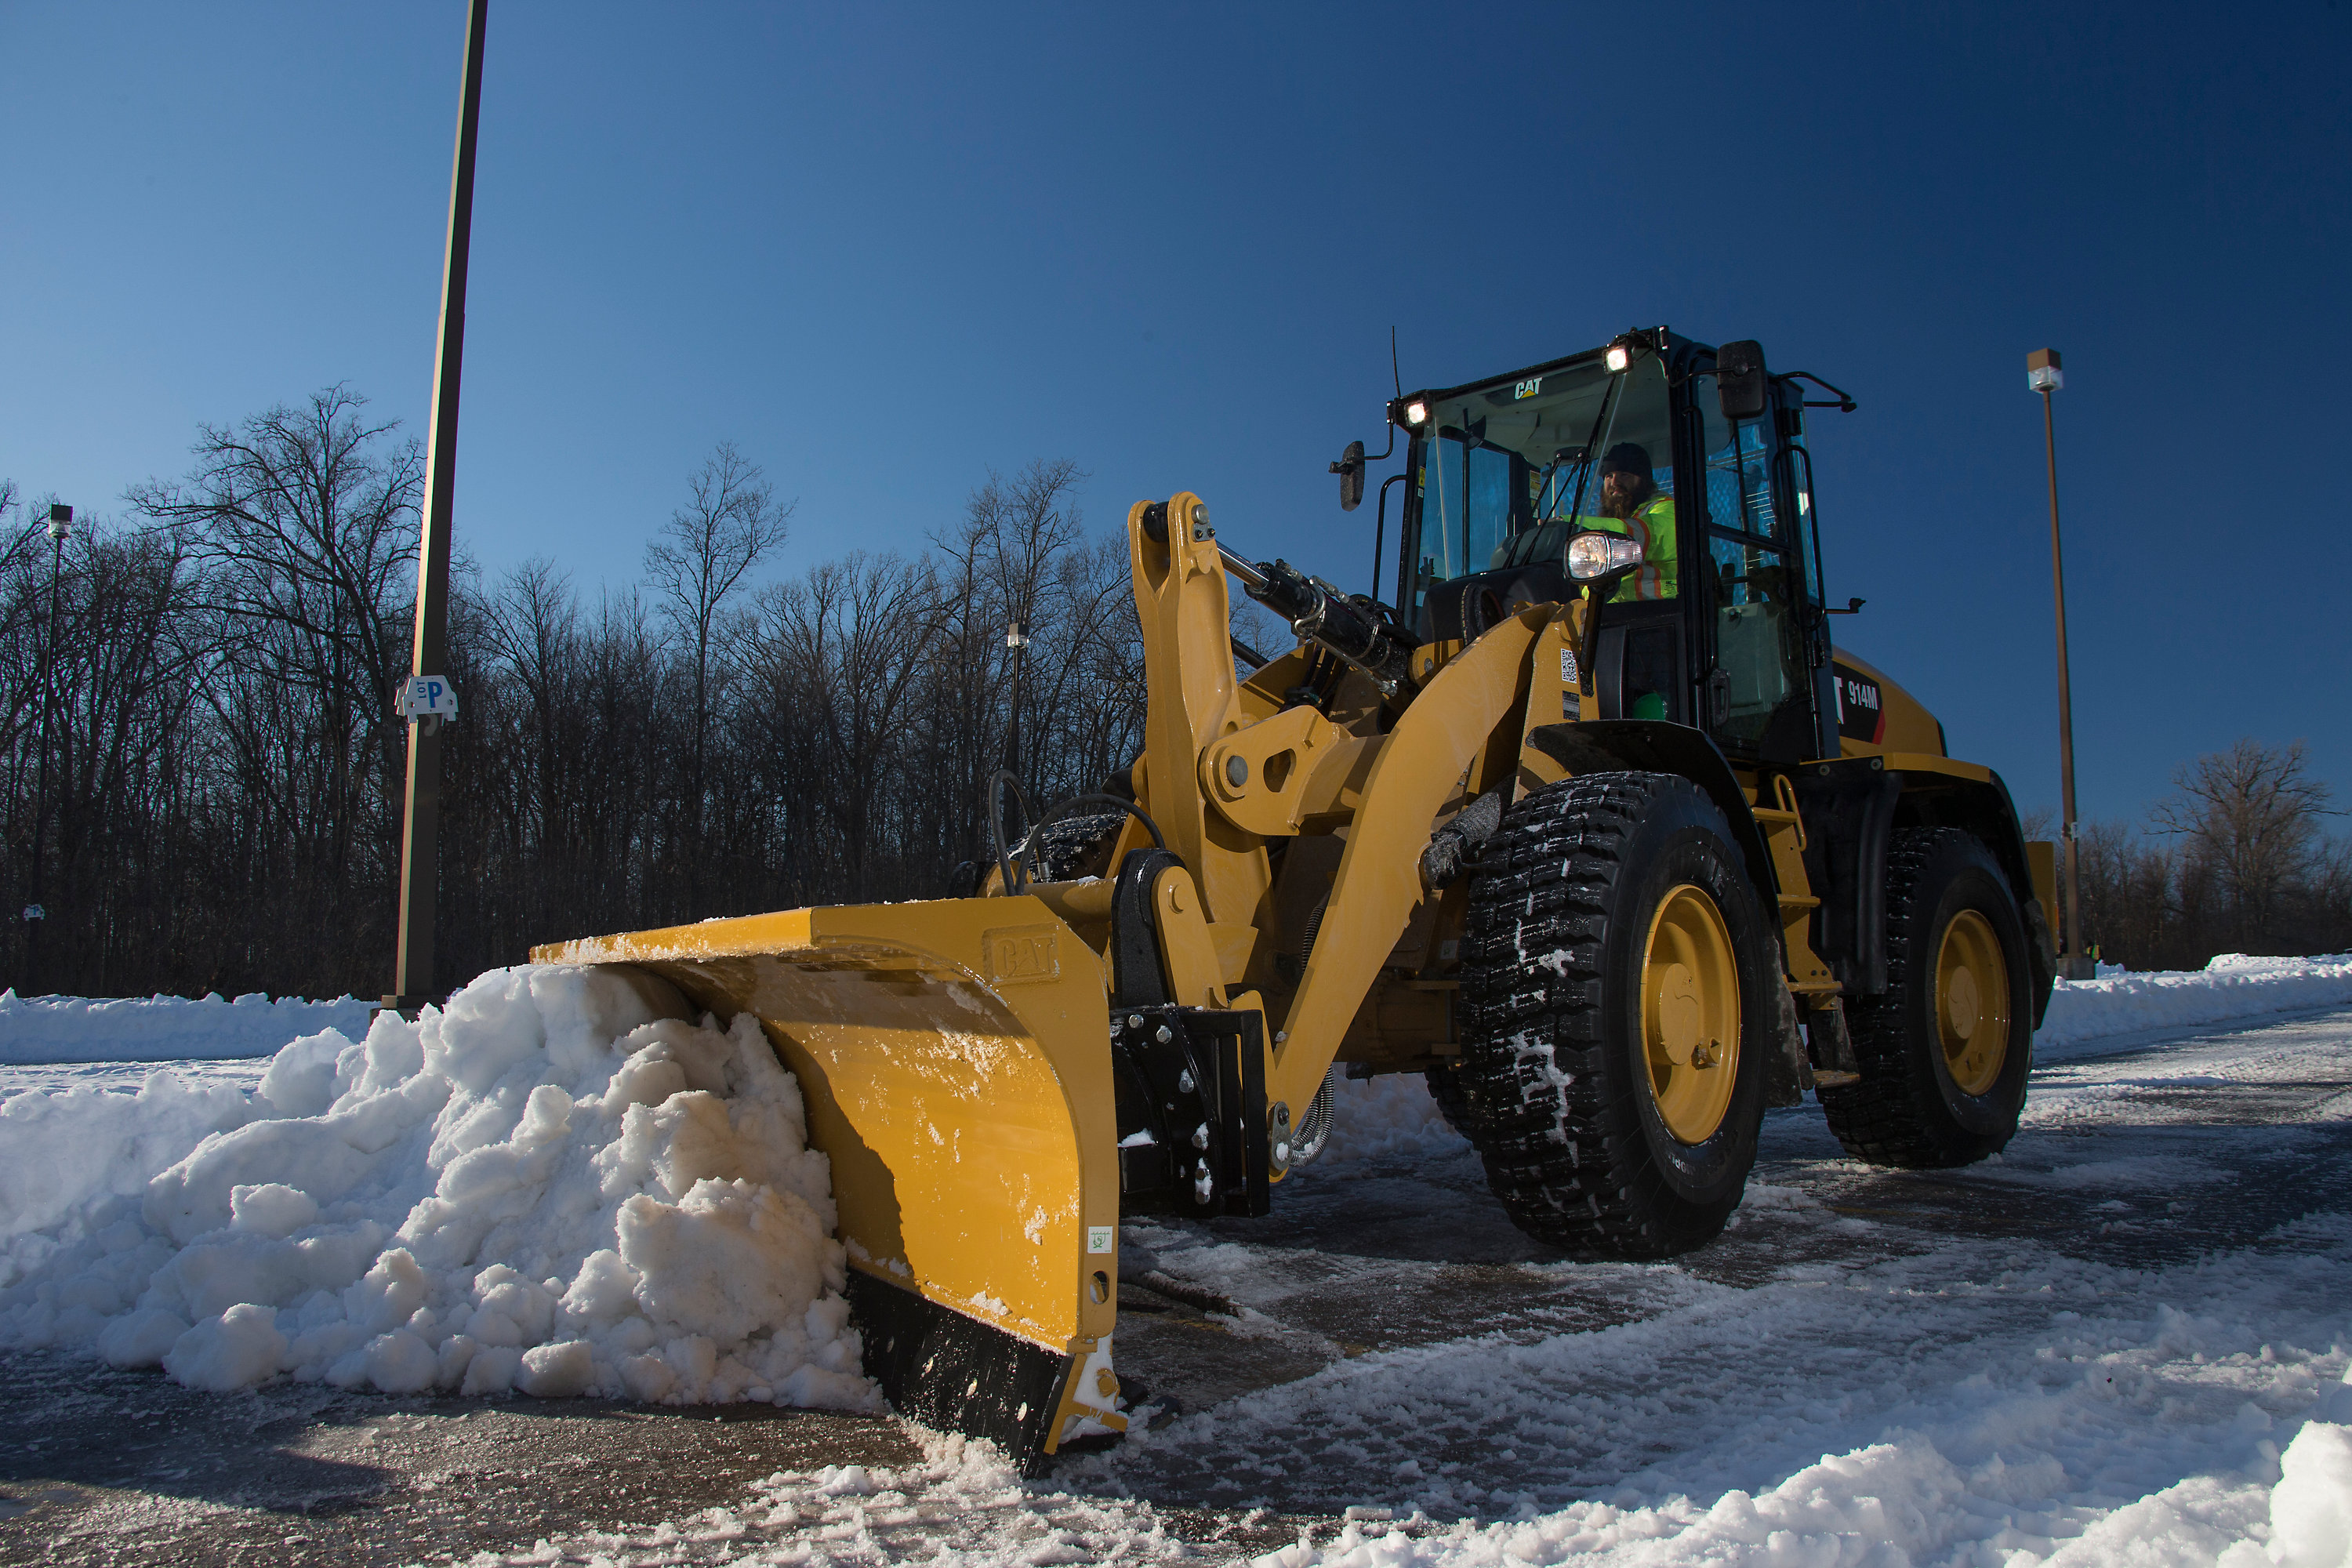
2055;739;2351;971
3;388;2345;1001
0;388;1145;1001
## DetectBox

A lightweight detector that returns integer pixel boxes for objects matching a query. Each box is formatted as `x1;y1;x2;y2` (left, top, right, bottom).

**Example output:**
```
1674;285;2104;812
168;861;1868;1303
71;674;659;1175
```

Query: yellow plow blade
533;897;1125;1471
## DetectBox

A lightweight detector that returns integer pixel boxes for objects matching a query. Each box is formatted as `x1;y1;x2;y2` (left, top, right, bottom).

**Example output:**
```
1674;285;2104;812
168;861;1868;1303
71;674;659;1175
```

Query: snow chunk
163;1302;288;1392
2267;1419;2352;1568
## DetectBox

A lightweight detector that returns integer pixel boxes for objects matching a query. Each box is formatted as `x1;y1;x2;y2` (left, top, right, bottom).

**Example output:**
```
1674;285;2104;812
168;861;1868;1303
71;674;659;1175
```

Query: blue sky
3;2;2347;829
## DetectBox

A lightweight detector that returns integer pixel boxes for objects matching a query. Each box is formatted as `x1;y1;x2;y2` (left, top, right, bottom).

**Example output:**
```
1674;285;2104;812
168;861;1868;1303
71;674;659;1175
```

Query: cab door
1690;373;1823;763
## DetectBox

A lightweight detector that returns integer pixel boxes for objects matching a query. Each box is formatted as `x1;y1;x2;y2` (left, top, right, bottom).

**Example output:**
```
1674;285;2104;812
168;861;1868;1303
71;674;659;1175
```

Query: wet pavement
4;1008;2347;1566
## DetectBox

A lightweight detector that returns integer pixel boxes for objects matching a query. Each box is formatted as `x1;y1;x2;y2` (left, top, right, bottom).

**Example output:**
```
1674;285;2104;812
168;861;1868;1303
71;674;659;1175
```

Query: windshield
1410;353;1674;613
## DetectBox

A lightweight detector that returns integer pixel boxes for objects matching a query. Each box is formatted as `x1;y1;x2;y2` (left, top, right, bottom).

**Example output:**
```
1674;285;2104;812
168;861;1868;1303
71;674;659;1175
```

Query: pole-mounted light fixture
46;503;72;543
2028;347;2089;981
1005;619;1030;649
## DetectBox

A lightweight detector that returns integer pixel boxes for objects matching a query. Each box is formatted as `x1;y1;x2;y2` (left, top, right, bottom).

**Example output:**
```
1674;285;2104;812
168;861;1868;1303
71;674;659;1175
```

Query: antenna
1390;325;1402;399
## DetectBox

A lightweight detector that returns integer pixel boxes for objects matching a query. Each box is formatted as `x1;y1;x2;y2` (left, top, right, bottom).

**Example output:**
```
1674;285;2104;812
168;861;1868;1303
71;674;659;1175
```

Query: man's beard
1600;481;1641;519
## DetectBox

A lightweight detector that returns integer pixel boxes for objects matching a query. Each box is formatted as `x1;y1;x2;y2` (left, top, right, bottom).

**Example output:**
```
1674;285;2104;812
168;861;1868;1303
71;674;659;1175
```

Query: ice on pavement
3;955;2351;1564
0;989;372;1065
444;1005;2352;1568
0;965;877;1410
1307;951;2352;1166
459;1222;2352;1568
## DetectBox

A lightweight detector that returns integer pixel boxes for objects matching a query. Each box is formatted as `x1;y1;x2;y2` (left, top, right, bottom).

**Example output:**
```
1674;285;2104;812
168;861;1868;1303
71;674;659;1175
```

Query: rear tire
1452;772;1774;1258
1817;827;2032;1167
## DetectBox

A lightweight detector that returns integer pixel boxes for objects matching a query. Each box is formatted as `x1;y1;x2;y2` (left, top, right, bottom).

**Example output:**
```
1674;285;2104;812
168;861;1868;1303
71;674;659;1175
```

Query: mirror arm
1369;472;1407;611
1776;371;1858;412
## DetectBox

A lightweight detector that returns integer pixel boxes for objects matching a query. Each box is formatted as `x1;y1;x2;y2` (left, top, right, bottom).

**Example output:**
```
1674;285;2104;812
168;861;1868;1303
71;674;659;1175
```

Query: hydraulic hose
988;775;1167;895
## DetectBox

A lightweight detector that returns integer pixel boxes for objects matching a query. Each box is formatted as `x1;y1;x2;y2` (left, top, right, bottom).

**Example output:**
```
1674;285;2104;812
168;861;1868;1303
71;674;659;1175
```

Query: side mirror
1717;339;1770;423
1330;440;1366;512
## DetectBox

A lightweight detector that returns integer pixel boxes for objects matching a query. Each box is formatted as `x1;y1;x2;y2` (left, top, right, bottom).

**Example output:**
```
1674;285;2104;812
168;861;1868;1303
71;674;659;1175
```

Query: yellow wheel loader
535;328;2060;1472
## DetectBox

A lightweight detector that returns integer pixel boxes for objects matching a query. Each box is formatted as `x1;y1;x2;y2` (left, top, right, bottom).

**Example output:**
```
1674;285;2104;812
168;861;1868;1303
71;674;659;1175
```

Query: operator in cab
1589;442;1677;601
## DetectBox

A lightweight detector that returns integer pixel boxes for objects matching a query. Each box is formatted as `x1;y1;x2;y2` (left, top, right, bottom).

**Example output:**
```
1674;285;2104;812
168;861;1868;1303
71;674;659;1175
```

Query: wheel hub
1936;909;2011;1096
1641;884;1740;1145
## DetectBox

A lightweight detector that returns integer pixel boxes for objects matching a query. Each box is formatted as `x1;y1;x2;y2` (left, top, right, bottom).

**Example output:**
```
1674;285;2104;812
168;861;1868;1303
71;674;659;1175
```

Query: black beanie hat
1600;442;1652;477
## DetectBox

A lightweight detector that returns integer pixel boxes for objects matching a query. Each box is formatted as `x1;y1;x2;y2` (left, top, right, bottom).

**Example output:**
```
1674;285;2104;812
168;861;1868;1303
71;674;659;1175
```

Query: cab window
1406;353;1675;617
1696;373;1813;756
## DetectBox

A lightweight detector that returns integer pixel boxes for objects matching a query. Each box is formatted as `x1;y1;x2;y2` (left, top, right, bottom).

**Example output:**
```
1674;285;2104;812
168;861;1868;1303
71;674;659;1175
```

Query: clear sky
3;2;2347;829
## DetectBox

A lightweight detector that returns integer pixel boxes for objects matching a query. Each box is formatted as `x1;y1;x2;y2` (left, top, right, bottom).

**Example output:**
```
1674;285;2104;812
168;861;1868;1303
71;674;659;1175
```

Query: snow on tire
1442;771;1775;1258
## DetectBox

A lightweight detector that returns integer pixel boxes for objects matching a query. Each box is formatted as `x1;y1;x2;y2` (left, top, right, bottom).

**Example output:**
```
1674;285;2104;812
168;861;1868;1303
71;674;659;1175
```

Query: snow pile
1313;1069;1471;1168
2227;1367;2352;1568
0;1069;259;1245
0;989;372;1065
2040;953;2352;1058
0;965;876;1410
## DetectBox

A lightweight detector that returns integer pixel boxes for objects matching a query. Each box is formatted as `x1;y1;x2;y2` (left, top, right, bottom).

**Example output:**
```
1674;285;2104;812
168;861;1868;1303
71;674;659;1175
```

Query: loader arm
1261;608;1544;1111
1123;490;1550;1113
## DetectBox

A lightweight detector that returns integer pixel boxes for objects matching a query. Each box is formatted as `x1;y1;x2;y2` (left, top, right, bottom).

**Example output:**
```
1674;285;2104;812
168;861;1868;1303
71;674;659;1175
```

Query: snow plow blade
532;898;1125;1472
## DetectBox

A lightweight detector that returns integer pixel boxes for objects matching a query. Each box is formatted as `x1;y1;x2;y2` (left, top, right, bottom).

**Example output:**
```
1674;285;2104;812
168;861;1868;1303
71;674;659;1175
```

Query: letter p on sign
398;676;459;720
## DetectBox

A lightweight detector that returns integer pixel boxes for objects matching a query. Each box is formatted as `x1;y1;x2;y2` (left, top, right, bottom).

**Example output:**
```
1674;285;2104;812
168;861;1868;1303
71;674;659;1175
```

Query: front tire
1448;772;1775;1258
1817;827;2032;1167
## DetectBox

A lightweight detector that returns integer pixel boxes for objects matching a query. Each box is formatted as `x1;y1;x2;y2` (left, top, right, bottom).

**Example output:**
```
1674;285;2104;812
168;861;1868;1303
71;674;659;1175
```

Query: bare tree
2151;739;2339;949
644;442;793;895
129;388;423;891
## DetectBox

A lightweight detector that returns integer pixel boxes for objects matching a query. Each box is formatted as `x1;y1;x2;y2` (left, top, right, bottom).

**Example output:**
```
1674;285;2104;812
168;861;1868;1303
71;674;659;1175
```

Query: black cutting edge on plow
846;1271;1073;1477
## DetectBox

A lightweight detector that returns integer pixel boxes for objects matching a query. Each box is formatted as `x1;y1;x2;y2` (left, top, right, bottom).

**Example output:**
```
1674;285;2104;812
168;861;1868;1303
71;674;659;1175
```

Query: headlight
1604;345;1631;373
1405;399;1428;426
1567;531;1644;581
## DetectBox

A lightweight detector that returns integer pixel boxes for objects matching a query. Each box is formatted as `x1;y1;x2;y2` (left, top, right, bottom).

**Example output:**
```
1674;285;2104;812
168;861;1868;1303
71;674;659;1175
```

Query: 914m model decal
1834;662;1886;745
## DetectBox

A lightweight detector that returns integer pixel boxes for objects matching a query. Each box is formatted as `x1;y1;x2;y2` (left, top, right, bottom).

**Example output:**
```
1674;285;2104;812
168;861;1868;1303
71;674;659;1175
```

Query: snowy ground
2;971;2348;1565
0;990;372;1065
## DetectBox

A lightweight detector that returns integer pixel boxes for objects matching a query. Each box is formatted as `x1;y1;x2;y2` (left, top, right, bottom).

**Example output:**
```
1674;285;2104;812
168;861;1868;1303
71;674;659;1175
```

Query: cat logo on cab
1515;377;1544;400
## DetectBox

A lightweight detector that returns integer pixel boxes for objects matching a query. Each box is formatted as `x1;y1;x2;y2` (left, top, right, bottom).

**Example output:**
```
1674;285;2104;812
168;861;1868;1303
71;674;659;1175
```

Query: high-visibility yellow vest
1584;495;1679;601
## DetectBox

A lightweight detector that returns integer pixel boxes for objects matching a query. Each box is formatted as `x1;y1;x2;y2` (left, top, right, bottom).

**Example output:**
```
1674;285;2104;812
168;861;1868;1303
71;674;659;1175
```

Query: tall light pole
22;503;71;995
387;0;488;1014
2029;348;2089;981
1003;618;1031;777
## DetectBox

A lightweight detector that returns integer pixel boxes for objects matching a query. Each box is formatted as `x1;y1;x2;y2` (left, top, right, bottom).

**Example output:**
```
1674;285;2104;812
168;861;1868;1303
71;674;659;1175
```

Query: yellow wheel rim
1641;884;1740;1145
1936;909;2011;1096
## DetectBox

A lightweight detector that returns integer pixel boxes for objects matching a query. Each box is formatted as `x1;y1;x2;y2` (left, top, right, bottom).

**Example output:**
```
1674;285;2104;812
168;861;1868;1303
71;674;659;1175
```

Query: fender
1524;720;1778;907
1790;759;1900;996
1791;753;2056;1027
1882;754;2058;1028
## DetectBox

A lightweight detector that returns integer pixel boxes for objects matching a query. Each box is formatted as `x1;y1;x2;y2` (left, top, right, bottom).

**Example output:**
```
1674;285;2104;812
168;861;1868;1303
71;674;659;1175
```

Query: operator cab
1387;328;1847;767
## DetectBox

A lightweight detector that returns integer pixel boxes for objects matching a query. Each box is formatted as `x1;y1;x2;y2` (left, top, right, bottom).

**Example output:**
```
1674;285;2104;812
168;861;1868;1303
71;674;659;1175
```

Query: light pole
1003;619;1031;776
24;503;71;995
2028;348;2089;982
387;0;488;1014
